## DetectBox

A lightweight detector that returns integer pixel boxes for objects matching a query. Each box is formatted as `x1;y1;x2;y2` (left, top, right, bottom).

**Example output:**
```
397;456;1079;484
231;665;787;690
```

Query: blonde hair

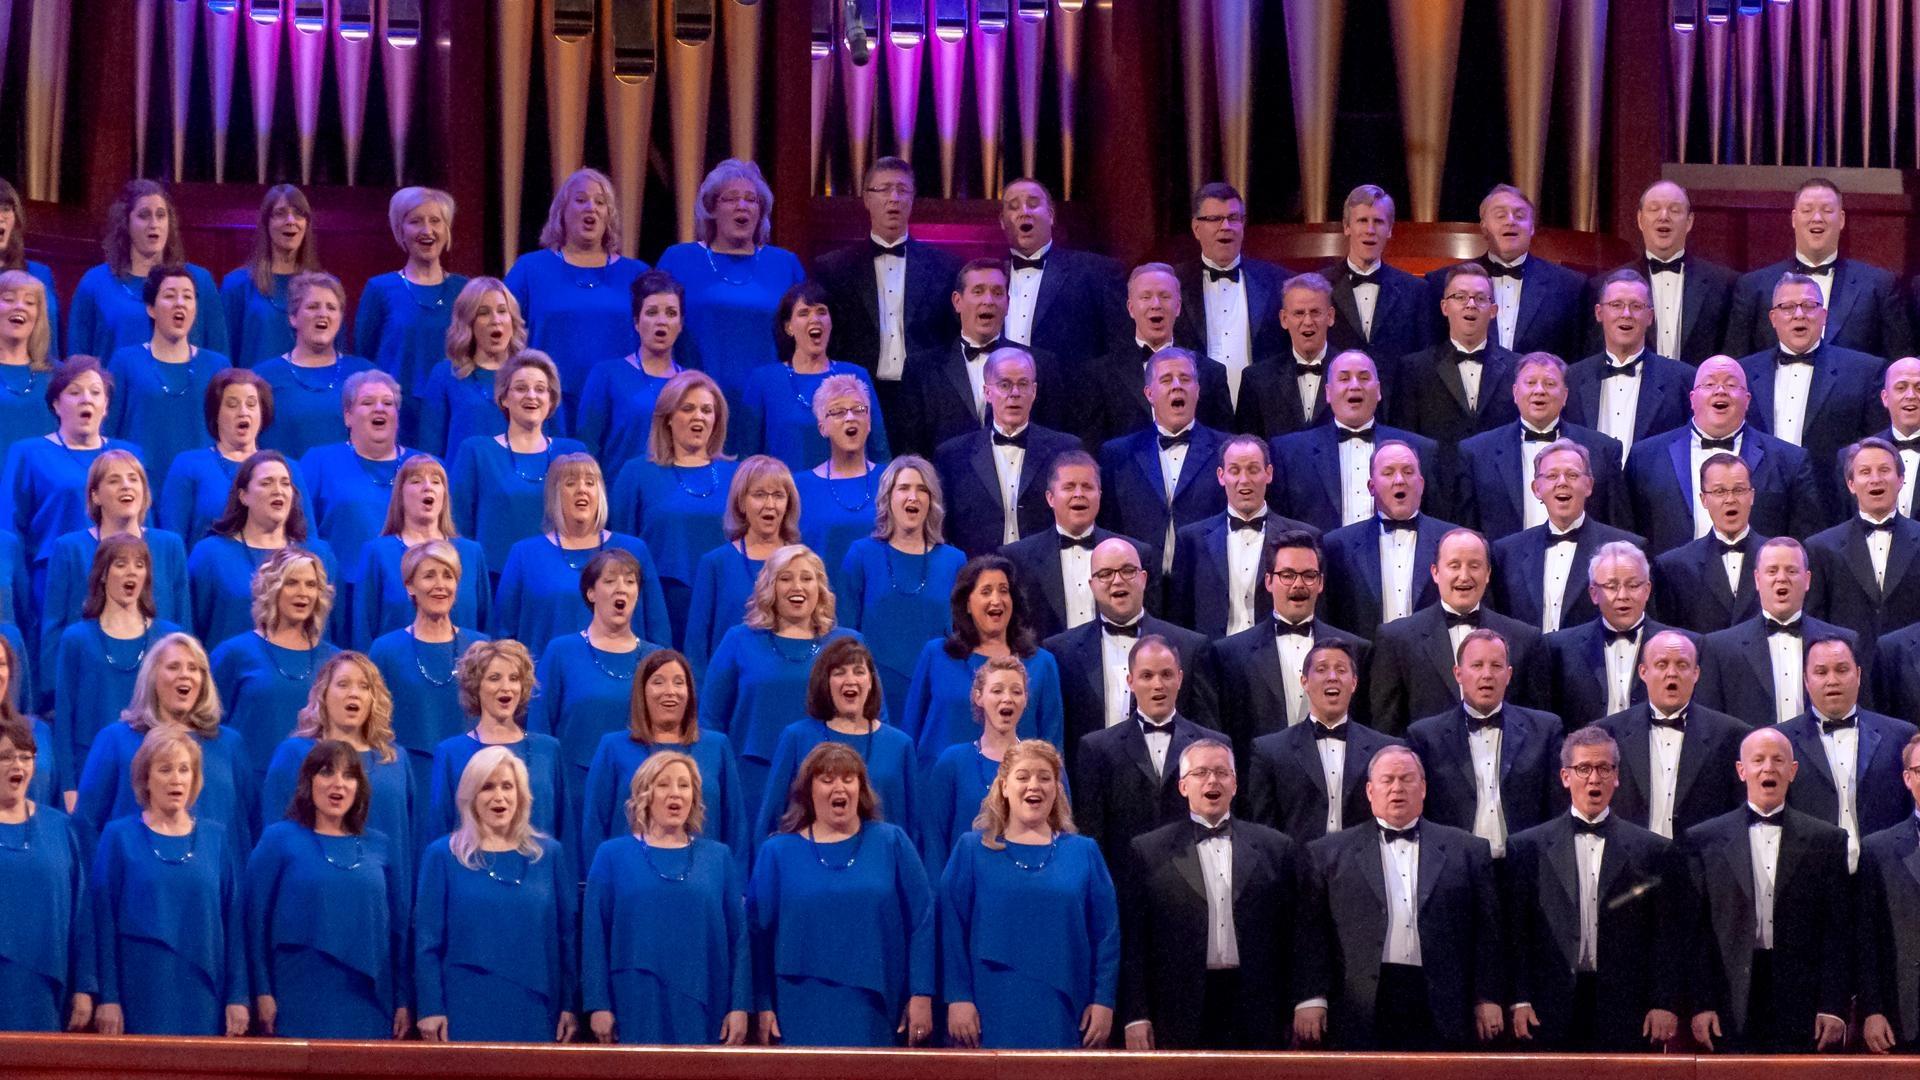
387;186;456;249
871;455;946;544
85;448;153;526
972;739;1075;850
249;546;334;641
292;652;399;764
123;632;222;737
721;455;801;543
539;168;622;258
0;270;52;369
743;544;836;635
456;638;537;726
448;745;546;869
969;654;1029;722
541;452;607;533
647;370;731;465
381;455;458;538
400;537;463;586
288;270;346;311
494;349;563;417
445;277;528;378
130;725;204;810
625;749;705;835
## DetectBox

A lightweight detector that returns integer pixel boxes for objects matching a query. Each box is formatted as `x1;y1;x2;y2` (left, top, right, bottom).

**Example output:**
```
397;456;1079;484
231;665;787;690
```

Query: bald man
1872;356;1920;517
1595;629;1747;839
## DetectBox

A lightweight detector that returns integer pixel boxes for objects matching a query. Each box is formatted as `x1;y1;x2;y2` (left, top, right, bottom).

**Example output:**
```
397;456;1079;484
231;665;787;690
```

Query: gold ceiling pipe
1009;0;1046;183
1560;0;1607;230
1669;1;1696;162
1734;1;1760;163
543;0;595;188
666;0;717;242
1388;0;1465;222
1797;0;1819;162
1499;0;1562;205
245;0;284;183
1702;4;1727;163
1210;0;1256;201
930;0;967;196
1179;0;1211;195
288;0;327;183
167;0;198;180
23;0;70;201
497;0;535;261
380;0;423;185
1827;0;1848;163
1888;0;1903;163
723;0;762;161
134;0;154;177
602;0;657;256
207;1;242;181
1281;0;1343;222
1856;0;1877;164
972;0;1008;194
1052;0;1084;198
334;0;376;184
885;0;927;159
1767;0;1790;163
839;0;879;193
810;0;834;193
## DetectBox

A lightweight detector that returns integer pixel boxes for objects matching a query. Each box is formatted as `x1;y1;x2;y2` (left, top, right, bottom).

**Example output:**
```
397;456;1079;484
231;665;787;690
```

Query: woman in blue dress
939;738;1117;1049
104;265;233;487
450;349;587;574
0;180;62;359
610;370;738;646
159;370;317;548
357;187;468;448
0;716;94;1033
493;453;670;654
427;639;564;846
3;359;145;596
750;742;933;1048
367;540;487;799
795;375;884;601
920;655;1027;870
736;281;890;470
904;554;1064;767
252;272;374;460
0;270;57;445
752;637;915;852
350;456;489;649
685;454;800;681
75;632;256;852
415;745;577;1043
299;370;418;591
654;159;804;405
416;277;528;460
0;633;60;812
185;451;338;647
66;179;227;361
88;725;249;1036
245;740;410;1040
577;270;684;481
219;185;320;367
582;749;749;1045
504;167;648;428
840;456;965;716
208;546;341;779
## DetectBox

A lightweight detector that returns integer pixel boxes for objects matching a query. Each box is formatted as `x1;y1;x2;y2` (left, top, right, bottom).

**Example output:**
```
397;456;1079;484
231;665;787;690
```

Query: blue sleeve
610;460;642;535
733;376;766;460
700;632;741;739
857;368;892;463
87;831;123;1005
1030;651;1066;754
548;741;573;856
631;541;671;648
39;544;78;701
220;271;250;361
466;543;493;640
838;546;866;631
349;546;383;651
426;748;458;842
73;734;127;841
417;372;449;460
896;828;936;997
902;645;935;758
684;553;721;682
66;273;101;360
918;756;956;870
157;536;191;636
938;840;976;1003
193;267;231;356
448;437;481;542
385;836;412;1012
746;840;779;1013
219;835;247;1005
259;743;300;826
243;829;286;998
715;741;750;887
751;728;799;855
529;648;559;736
552;843;579;1014
187;543;219;642
725;854;752;1016
580;849;613;1015
579;741;618;878
53;629;81;790
503;258;534;324
491;548;524;641
1086;844;1121;1008
576;367;610;460
354;280;389;367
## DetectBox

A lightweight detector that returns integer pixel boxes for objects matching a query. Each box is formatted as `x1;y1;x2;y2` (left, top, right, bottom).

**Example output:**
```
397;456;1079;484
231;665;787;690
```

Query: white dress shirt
1311;717;1349;834
1059;530;1096;629
1813;708;1862;870
1897;434;1920;517
1005;243;1049;344
1772;344;1817;447
1443;603;1479;658
1202;258;1253;402
1647;252;1685;360
1572;808;1608;971
1378;820;1424;965
1192;812;1240;969
1293;348;1327;424
1488;255;1526;350
1379;518;1421;623
1647;707;1686;839
1224;510;1265;634
1348;259;1382;340
1601;619;1641;716
1862;514;1895;589
1138;711;1174;777
1796;251;1837;308
1716;528;1750;595
1520;421;1559;530
1464;704;1509;857
1765;615;1806;725
1748;802;1785;948
1450;337;1486;412
960;335;993;420
1101;618;1142;730
1155;425;1192;573
1540;517;1583;631
1596;347;1644;458
1275;619;1314;725
990;424;1027;545
1690;427;1745;538
872;233;910;381
1336;424;1374;525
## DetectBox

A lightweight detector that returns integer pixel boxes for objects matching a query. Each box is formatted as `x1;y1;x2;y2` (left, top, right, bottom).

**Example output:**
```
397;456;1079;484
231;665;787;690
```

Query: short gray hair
1559;725;1620;768
1587;540;1649;583
1177;737;1235;777
1531;437;1590;479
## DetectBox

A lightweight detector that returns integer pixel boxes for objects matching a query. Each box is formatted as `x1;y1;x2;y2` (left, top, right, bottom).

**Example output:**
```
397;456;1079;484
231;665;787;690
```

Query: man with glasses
1119;737;1302;1050
1244;640;1398;843
931;346;1081;558
1775;636;1916;873
1422;184;1586;360
1504;726;1684;1051
1652;453;1768;634
896;258;1064;455
1805;437;1920;644
1453;352;1626;540
1582;180;1738;364
1174;182;1290;404
1082;263;1233;455
1325;185;1432;365
1596;630;1747;839
1235;273;1338;440
1166;435;1317;638
1490;443;1642;634
1387;263;1521;451
1565;269;1695;458
998;451;1159;642
1696;537;1859;727
1855;733;1920;1053
1537;541;1678;726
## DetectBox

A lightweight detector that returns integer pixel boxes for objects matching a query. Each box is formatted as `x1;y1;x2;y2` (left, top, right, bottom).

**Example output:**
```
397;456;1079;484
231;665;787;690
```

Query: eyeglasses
1601;300;1652;315
1194;213;1247;226
1266;569;1323;584
824;405;871;420
865;184;915;197
1701;485;1754;499
0;752;30;767
1771;300;1824;316
1184;766;1235;782
1444;292;1494;307
1594;579;1649;594
991;379;1035;395
1536;469;1589;484
1092;565;1144;583
716;192;762;207
746;489;787;501
1567;763;1617;779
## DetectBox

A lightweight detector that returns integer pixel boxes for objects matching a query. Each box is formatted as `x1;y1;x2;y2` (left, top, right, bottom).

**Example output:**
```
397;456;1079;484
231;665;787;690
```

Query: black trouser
1737;948;1804;1054
1198;968;1245;1049
1374;962;1439;1050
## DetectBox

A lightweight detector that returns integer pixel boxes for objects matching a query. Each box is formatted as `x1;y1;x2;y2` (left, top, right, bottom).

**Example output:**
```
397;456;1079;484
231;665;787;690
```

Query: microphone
844;0;872;64
1604;876;1661;910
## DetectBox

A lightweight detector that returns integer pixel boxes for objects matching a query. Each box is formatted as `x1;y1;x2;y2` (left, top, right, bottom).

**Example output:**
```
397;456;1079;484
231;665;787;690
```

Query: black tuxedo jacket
1856;816;1920;1041
1318;512;1459;639
1014;245;1129;372
1738;341;1887;520
1079;343;1234;457
1536;618;1680;730
1682;806;1852;1043
1695;614;1860;727
1623;423;1826;554
813;237;962;375
1165;510;1320;639
1596;702;1750;837
1298;819;1503;1049
1119;817;1301;1048
1489;519;1645;632
1582;255;1739;364
1871;621;1920;724
1243;718;1400;844
1562;349;1696;452
1267;423;1439;534
1424;254;1589;361
1777;708;1919;839
1043;616;1218;765
1651;529;1767;634
1726;256;1913;360
1212;616;1373;749
1383;340;1522;450
998;524;1159;643
1173;256;1292;362
1324;258;1433;365
1096;423;1229;566
1407;703;1567;839
1504;813;1683;1050
1235;353;1337;441
1071;713;1219;876
930;424;1082;559
1453;421;1626;540
894;336;1066;458
1805;513;1920;645
1368;603;1543;737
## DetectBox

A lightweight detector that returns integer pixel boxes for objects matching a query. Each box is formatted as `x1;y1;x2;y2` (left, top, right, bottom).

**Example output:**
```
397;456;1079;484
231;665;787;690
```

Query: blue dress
348;536;491;650
89;816;247;1034
748;823;934;1047
751;718;918;854
261;737;417;884
208;632;342;778
919;743;1006;871
502;250;649;427
794;469;882;602
449;434;588;574
700;624;863;804
251;354;375;460
298;443;421;585
102;345;233;488
653;243;805;407
416;362;497;461
426;732;566;850
491;533;670;657
578;731;750;883
23;716;62;808
0;365;54;447
938;830;1120;1048
16;260;61;360
74;723;257;856
366;626;488;800
611;458;740;648
38;528;190;705
185;534;340;648
52;619;181;786
903;642;1065;768
159;447;317;549
0;807;94;1032
530;632;660;845
414;836;577;1042
734;362;892;470
244;820;409;1039
67;263;228;362
683;542;762;683
838;538;965;718
219;269;295;367
355;271;470;446
1;436;146;585
581;834;750;1045
576;357;675;481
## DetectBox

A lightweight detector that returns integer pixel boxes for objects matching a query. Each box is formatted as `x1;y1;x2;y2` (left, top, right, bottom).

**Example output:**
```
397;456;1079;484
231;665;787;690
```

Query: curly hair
445;277;527;378
292;652;398;765
249;546;335;641
943;554;1036;659
743;544;836;635
456;638;537;727
625;749;705;835
538;167;623;257
207;451;310;543
972;739;1076;850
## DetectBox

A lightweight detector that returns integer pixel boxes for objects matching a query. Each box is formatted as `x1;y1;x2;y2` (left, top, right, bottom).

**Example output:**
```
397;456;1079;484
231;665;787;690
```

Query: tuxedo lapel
1671;719;1714;811
1312;429;1344;518
1416;831;1451;911
1075;633;1107;703
1802;356;1840;432
1494;430;1527;524
856;249;883;331
1620;713;1654;806
1546;826;1581;915
1435;349;1472;413
1015;441;1051;501
1857;717;1885;793
942;346;979;423
1721;823;1756;905
1677;268;1706;355
1036;544;1069;626
1131;436;1166;506
1032;263;1066;330
1513;261;1546;346
1826;261;1865;340
1289;727;1331;798
1745;358;1778;423
1172;839;1208;901
969;437;1001;510
1667;435;1694;504
1637;365;1682;440
1773;819;1810;900
1787;723;1837;795
1332;276;1365;341
1170;430;1216;505
1423;614;1458;691
1843;524;1884;599
1498;712;1528;787
1477;351;1519;421
1742;629;1777;698
1886;522;1920;597
1120;720;1161;787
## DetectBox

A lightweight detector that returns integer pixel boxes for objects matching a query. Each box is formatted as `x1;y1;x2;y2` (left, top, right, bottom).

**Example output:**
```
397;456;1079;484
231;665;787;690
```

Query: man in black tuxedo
1324;184;1432;365
1268;350;1440;532
1244;640;1399;843
1214;531;1372;747
1120;737;1301;1050
999;176;1126;372
1652;452;1768;633
1856;733;1920;1054
1174;182;1289;407
1697;538;1860;727
895;259;1063;456
1581;180;1738;364
1683;726;1851;1053
1097;348;1228;576
1388;263;1521;450
1166;435;1317;638
1081;263;1233;456
1454;353;1626;539
1805;437;1920;644
1046;537;1215;764
1505;726;1683;1051
1538;542;1677;727
1872;619;1920;725
1596;630;1749;839
1490;440;1642;633
998;451;1157;641
1624;356;1826;554
1293;745;1505;1050
1776;635;1918;872
1422;184;1587;360
1368;527;1542;736
1566;269;1696;460
1877;356;1920;516
932;347;1081;558
1319;441;1460;637
1071;635;1219;877
812;156;961;416
1725;176;1913;361
1235;272;1336;439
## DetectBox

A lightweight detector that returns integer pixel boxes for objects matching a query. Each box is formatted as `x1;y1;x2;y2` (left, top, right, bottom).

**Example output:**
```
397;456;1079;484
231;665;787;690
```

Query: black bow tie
1012;253;1046;273
1229;514;1266;533
1294;359;1325;376
1697;433;1737;451
1764;618;1802;637
1139;718;1175;738
1205;262;1241;284
1748;807;1784;828
1194;819;1232;842
1348;267;1380;286
1379;822;1420;844
1862;516;1897;533
1647;255;1687;276
991;428;1027;448
870;239;906;260
1894;433;1920;454
1486;261;1523;280
1776;349;1815;367
1547;526;1583;547
1158;429;1192;450
1792;259;1834;276
1443;607;1480;630
1602;621;1641;645
1103;619;1141;638
1311;721;1347;741
1059;532;1096;551
1450;348;1484;366
1571;815;1609;836
1379;515;1418;533
1650;710;1687;730
962;341;993;362
1336;426;1374;444
1467;709;1504;732
1820;713;1858;735
1522;426;1560;443
1600;358;1643;379
1275;618;1314;638
1712;536;1745;557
